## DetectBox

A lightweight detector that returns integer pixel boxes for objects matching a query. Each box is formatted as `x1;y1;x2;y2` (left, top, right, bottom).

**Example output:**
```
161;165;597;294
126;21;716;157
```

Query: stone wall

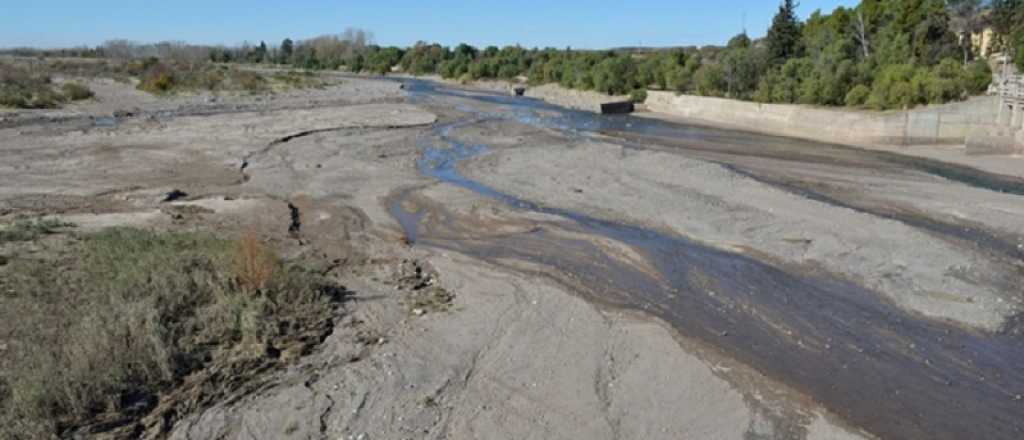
645;91;1002;147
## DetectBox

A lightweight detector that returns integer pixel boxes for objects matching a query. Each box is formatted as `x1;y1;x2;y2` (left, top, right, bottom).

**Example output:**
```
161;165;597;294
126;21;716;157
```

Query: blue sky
2;0;859;49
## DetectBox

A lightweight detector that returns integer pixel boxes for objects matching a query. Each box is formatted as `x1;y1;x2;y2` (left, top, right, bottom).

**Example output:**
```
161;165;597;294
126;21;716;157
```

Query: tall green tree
280;38;294;64
766;0;804;64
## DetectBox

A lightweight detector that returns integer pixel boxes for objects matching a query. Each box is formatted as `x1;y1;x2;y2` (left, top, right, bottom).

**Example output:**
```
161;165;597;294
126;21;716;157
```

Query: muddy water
394;79;1024;439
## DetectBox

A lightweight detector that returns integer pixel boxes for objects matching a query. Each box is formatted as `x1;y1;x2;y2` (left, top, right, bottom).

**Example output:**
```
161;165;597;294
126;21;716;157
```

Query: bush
844;84;870;107
0;62;64;109
28;87;65;109
137;63;176;94
592;56;638;95
694;64;726;97
867;64;918;110
191;67;226;90
229;69;269;94
630;88;648;103
61;82;94;101
0;218;73;243
925;59;965;104
962;60;992;95
0;89;28;108
0;228;344;436
124;57;161;77
271;70;323;89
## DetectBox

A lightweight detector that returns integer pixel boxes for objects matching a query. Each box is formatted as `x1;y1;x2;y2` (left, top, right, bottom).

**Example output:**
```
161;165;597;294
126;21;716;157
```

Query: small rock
1015;394;1022;401
162;189;188;203
412;308;425;316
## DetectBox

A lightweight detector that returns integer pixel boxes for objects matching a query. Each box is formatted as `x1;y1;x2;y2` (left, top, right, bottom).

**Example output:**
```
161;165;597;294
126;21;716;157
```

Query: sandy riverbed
4;70;1022;439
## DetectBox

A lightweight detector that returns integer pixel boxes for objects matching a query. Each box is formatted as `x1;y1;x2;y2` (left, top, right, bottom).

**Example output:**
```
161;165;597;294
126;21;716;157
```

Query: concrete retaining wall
645;91;1002;146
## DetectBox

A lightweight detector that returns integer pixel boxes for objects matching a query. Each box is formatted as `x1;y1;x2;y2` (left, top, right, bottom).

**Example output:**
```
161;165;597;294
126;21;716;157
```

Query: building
971;27;997;59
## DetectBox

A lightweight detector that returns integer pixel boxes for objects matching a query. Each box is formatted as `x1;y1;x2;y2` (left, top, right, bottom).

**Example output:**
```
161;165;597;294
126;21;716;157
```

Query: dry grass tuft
235;227;275;293
0;227;346;437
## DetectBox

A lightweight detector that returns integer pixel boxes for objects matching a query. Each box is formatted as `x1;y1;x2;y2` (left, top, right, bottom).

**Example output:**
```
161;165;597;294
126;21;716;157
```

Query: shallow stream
391;78;1024;439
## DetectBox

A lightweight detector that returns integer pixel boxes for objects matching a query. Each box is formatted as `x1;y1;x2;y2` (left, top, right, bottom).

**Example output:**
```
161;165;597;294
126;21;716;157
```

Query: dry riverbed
2;68;1021;439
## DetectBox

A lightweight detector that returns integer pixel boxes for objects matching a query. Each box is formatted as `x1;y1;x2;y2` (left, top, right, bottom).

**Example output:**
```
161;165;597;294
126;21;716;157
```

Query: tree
852;10;872;58
989;0;1024;69
280;38;294;64
727;33;752;50
766;0;803;64
694;63;727;96
946;0;987;64
255;41;268;63
592;56;638;95
722;47;763;98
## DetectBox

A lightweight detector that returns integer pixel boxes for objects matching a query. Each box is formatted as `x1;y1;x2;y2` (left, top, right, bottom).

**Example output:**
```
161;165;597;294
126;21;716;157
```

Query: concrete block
966;129;1022;155
600;101;634;114
646;91;1001;146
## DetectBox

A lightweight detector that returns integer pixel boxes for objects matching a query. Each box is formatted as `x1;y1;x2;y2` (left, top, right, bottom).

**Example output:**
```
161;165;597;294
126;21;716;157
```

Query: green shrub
630;88;648;103
844;84;870;107
0;89;28;108
867;64;918;110
962;60;992;95
592;56;638;95
694;64;726;97
924;59;965;104
60;82;94;101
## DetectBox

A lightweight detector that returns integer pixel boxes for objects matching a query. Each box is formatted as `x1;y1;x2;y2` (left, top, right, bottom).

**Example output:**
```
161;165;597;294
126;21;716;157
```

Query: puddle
91;116;118;128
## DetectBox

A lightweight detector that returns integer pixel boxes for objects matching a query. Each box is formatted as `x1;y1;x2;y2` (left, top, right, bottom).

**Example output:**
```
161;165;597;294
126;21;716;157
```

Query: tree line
7;1;1024;110
265;1;1021;109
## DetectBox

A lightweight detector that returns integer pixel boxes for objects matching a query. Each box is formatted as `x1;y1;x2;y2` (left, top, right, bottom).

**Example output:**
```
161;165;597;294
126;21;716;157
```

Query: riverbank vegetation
0;56;328;108
255;0;1020;109
0;61;95;109
5;1;1024;110
0;226;347;437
